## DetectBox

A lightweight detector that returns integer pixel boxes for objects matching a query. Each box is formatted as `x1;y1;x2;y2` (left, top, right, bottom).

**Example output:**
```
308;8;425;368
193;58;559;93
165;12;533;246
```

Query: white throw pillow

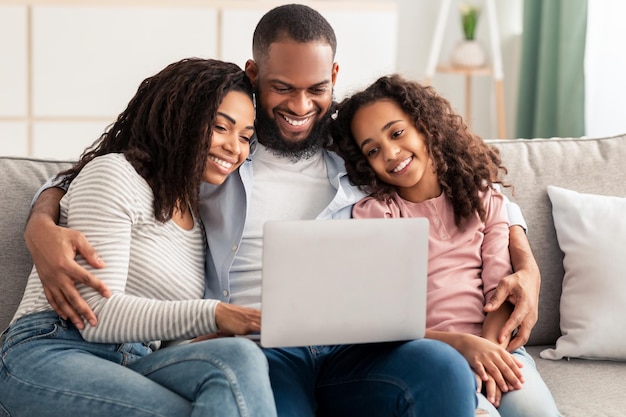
541;185;626;360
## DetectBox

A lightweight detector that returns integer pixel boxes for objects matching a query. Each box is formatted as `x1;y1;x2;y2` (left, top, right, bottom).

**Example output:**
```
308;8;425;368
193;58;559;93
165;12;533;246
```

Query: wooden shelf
435;65;493;76
424;0;506;138
429;66;503;136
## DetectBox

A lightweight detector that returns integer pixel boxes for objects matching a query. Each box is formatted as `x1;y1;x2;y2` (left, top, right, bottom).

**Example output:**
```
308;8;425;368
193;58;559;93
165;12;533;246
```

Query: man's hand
24;188;109;329
484;225;541;351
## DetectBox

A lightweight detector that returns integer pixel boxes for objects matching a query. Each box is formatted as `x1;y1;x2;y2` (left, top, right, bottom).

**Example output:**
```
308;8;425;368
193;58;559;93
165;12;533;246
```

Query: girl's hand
475;371;504;408
458;333;525;393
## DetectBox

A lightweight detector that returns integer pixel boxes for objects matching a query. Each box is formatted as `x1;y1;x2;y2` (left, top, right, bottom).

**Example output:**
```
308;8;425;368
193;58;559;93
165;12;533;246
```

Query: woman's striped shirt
13;153;219;346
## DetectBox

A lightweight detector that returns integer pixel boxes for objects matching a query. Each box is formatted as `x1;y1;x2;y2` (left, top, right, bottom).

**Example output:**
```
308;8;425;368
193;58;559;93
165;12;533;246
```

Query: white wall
358;0;523;140
12;1;619;153
0;1;397;159
385;0;626;140
0;5;28;155
585;0;626;138
219;4;397;101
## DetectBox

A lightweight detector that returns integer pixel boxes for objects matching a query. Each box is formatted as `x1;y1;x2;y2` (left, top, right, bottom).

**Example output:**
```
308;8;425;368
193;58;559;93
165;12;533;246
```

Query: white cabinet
324;8;397;100
31;6;219;118
30;5;219;159
0;123;28;157
0;1;397;159
0;5;28;155
221;4;397;101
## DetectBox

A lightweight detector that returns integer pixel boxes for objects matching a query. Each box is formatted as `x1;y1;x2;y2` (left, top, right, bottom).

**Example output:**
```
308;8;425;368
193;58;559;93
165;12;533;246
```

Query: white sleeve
30;173;69;206
492;183;528;232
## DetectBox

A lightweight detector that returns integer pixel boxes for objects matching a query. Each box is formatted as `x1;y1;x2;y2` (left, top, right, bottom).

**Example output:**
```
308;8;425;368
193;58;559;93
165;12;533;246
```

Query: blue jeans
0;311;276;417
476;347;561;417
263;340;477;417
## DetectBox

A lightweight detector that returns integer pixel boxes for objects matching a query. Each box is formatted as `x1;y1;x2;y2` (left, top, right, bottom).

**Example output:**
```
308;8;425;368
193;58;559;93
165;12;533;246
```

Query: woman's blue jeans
0;311;276;417
263;339;477;417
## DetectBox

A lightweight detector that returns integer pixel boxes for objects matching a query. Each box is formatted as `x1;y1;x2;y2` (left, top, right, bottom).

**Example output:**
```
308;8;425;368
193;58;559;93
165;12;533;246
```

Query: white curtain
585;0;626;137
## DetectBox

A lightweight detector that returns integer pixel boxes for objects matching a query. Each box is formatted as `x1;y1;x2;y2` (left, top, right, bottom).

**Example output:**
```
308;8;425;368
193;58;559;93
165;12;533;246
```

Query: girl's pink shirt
352;187;512;336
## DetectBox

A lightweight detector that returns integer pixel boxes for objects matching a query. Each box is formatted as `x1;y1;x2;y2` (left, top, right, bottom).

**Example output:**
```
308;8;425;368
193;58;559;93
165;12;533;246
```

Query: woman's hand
213;303;261;336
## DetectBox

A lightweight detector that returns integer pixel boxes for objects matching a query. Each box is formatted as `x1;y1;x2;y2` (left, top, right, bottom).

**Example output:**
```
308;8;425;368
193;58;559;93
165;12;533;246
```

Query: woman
0;58;276;417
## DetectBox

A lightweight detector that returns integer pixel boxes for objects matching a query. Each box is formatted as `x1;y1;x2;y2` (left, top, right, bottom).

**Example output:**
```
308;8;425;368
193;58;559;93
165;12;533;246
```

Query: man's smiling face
246;40;338;158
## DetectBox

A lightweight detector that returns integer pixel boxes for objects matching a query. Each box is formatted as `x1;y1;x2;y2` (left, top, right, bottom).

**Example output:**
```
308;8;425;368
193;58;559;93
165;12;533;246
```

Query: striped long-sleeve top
12;153;219;346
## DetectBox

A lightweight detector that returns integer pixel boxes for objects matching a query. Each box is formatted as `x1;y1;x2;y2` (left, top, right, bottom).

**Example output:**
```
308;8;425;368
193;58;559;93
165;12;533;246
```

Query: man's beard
254;101;333;162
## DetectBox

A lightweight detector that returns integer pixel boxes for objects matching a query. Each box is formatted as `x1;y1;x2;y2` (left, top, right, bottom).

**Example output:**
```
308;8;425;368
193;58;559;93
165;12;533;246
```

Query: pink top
352;187;512;336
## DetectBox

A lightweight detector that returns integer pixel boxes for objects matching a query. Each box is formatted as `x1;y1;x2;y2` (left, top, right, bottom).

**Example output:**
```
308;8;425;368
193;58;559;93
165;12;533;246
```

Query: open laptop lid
260;218;428;348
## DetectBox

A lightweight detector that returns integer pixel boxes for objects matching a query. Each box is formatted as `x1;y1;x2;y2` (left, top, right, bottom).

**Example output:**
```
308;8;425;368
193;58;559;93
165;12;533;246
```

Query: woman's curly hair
58;58;253;222
331;74;508;227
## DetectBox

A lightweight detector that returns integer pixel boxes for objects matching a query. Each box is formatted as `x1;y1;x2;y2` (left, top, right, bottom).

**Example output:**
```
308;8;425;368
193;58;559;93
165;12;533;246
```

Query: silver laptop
260;218;429;348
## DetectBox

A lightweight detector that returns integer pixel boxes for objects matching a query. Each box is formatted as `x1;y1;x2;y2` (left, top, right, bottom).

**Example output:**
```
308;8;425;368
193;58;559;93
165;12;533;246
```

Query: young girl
0;58;276;417
332;74;560;417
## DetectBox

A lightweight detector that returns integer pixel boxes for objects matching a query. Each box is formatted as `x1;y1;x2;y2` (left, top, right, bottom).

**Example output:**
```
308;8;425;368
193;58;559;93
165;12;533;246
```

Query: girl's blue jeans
476;347;561;417
0;311;276;417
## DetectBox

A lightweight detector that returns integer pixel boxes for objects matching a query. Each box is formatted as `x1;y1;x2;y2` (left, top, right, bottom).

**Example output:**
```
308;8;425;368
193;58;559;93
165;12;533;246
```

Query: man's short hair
252;4;337;62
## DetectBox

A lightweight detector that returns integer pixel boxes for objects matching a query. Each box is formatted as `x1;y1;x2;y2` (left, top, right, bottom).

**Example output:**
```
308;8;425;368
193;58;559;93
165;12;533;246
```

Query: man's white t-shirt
229;144;335;309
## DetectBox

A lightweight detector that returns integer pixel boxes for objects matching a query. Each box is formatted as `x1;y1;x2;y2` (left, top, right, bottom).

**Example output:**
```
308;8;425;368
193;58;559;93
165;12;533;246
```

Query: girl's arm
479;301;519;406
482;301;514;347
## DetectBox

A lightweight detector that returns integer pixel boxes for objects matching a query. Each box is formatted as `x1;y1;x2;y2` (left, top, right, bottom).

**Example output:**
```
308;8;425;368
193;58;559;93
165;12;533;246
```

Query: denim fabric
476;347;561;417
0;311;276;417
263;339;477;417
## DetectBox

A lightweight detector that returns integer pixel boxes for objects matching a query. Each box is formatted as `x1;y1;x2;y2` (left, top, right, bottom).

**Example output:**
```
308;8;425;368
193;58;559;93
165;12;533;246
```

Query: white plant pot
451;40;486;68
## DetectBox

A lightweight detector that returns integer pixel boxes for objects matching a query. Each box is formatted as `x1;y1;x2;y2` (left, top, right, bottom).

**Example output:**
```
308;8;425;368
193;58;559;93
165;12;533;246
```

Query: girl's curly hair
331;74;508;228
58;58;253;222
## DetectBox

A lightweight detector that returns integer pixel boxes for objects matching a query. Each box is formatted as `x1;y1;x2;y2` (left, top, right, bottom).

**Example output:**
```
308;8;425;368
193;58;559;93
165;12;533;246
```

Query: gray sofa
2;133;626;416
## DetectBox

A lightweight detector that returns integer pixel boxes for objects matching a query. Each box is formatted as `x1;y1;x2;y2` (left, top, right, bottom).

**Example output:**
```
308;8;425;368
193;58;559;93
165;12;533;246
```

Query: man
24;4;540;416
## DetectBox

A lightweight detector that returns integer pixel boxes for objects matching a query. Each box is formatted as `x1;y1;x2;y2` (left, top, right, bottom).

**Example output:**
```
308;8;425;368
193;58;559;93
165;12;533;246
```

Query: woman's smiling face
202;90;255;185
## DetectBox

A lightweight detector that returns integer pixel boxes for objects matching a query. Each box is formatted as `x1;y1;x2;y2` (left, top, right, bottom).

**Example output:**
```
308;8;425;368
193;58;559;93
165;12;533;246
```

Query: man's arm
484;225;541;351
24;187;109;329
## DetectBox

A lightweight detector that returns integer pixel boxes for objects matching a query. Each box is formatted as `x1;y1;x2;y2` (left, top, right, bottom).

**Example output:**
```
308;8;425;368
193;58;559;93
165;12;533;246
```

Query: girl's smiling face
350;99;441;202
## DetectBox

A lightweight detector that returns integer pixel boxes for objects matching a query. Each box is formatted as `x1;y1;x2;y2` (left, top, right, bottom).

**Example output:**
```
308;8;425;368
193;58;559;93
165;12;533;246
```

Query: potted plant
451;3;486;68
460;3;479;40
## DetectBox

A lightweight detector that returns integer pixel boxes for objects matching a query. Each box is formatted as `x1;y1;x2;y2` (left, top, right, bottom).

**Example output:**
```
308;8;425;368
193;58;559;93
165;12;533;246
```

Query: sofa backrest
2;134;626;344
0;157;73;331
488;133;626;345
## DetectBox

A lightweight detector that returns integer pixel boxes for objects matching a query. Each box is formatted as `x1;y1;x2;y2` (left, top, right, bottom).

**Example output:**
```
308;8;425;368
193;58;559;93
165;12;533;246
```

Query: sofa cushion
488;134;626;346
527;346;626;417
540;185;626;360
0;157;73;331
